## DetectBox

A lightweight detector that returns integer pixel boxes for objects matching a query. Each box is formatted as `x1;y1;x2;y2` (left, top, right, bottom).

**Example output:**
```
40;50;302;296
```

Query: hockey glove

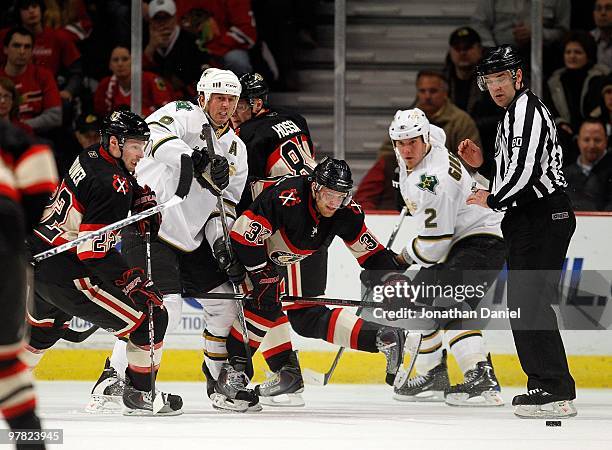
115;267;163;308
132;184;161;239
212;237;246;284
360;251;410;289
191;150;230;196
248;264;282;311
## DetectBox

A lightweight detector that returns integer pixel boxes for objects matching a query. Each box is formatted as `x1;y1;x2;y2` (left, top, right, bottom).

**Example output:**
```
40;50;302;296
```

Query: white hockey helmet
196;68;242;105
388;108;430;145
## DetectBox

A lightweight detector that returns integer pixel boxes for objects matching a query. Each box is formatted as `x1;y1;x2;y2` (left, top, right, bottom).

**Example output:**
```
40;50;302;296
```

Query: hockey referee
458;45;577;419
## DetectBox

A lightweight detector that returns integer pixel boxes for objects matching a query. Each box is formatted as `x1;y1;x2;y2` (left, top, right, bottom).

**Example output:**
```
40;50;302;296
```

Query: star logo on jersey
112;174;130;195
416;174;439;194
279;188;300;206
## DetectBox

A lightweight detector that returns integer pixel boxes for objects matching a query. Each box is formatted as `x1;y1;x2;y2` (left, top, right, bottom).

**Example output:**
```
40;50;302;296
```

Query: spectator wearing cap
143;0;208;97
564;118;612;210
0;0;83;103
0;76;33;133
74;112;101;149
0;27;61;134
94;44;174;117
545;30;609;155
444;27;504;164
592;0;612;69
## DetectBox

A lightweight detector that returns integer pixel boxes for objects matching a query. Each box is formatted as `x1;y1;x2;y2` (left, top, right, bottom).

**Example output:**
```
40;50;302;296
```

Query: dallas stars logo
416;174;439;194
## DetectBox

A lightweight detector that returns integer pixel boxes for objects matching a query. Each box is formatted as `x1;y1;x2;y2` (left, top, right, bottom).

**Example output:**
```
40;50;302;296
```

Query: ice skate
203;359;261;412
376;327;406;386
256;351;305;407
122;376;183;416
512;389;577;419
445;354;504;407
85;358;125;413
211;356;259;413
393;350;450;402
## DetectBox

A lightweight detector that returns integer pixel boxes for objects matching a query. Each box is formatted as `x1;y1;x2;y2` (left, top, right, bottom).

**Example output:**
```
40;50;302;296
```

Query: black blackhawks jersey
230;175;398;271
32;145;138;283
0;121;58;230
235;106;317;214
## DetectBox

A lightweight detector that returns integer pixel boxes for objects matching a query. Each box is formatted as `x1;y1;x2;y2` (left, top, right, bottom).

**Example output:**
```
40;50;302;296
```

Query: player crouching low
382;108;505;407
211;158;409;411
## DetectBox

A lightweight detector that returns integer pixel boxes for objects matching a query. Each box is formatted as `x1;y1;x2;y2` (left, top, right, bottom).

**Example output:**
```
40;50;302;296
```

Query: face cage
476;68;518;92
313;182;353;208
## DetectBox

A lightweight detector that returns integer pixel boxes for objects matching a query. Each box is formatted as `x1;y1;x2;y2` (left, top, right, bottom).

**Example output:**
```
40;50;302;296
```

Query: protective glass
477;71;513;91
317;185;352;209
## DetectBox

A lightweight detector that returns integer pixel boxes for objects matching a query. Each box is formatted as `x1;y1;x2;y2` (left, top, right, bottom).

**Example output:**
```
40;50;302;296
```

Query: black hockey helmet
476;45;523;91
239;72;269;107
314;157;353;192
101;109;150;152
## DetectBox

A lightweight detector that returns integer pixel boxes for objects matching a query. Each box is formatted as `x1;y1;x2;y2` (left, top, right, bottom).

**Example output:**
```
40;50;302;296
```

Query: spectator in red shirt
0;27;61;133
171;0;257;74
0;76;33;134
94;45;174;117
6;0;83;103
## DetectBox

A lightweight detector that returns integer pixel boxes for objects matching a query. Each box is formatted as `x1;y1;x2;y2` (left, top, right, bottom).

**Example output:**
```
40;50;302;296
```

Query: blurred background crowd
0;0;610;212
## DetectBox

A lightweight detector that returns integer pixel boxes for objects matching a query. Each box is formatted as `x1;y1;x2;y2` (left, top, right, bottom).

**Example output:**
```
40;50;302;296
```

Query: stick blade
152;392;165;414
302;368;327;386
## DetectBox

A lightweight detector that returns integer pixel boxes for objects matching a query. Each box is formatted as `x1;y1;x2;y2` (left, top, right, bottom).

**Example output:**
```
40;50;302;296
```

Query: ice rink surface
35;382;612;450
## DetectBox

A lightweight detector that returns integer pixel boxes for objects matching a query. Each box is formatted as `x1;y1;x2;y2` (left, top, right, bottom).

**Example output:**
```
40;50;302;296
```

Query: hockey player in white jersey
87;68;250;412
384;108;505;406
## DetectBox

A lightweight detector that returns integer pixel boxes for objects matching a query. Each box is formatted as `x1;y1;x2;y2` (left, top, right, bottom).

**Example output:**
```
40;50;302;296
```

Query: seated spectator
3;0;83;103
470;0;570;75
0;76;33;133
73;111;101;149
143;0;209;97
171;0;257;75
444;26;504;166
564;118;612;210
590;73;612;147
0;27;61;134
546;31;609;162
94;45;174;117
592;0;612;69
43;0;93;44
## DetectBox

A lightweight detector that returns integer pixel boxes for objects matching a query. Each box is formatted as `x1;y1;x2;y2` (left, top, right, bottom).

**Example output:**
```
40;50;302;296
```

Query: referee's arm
486;95;544;211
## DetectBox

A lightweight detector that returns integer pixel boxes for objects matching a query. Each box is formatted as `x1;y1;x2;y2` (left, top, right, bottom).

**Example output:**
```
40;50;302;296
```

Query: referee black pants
502;192;576;399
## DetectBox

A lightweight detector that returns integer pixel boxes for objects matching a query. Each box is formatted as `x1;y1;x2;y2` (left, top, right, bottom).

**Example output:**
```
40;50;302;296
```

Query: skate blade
259;393;305;407
513;401;577;419
85;395;123;414
122;406;183;416
210;393;250;413
445;390;504;407
393;390;446;402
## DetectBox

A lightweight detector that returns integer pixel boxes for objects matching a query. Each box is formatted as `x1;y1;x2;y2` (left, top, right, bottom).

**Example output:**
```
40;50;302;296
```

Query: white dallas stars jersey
136;100;248;251
396;125;502;267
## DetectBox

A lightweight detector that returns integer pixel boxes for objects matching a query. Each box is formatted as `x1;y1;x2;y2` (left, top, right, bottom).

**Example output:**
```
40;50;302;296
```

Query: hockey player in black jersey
0;122;58;449
218;158;408;410
25;110;183;416
232;75;407;406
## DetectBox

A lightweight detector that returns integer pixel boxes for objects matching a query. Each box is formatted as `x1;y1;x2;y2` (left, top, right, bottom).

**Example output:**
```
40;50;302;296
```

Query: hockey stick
200;123;253;367
145;231;164;414
33;154;194;263
62;325;100;343
302;206;409;385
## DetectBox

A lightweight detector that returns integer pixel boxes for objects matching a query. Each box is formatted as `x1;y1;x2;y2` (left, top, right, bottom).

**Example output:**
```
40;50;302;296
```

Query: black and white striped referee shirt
486;88;567;211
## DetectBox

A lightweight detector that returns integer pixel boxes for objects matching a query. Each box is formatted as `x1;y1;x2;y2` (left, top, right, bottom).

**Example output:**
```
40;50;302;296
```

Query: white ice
35;382;612;450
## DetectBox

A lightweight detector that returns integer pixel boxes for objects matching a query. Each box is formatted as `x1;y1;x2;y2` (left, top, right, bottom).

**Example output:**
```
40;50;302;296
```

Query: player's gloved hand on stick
213;237;246;284
248;263;281;311
360;251;410;289
132;184;161;239
191;150;230;196
115;267;163;307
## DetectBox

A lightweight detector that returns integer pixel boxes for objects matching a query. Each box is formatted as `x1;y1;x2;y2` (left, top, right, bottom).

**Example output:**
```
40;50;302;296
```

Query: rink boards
34;212;612;386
